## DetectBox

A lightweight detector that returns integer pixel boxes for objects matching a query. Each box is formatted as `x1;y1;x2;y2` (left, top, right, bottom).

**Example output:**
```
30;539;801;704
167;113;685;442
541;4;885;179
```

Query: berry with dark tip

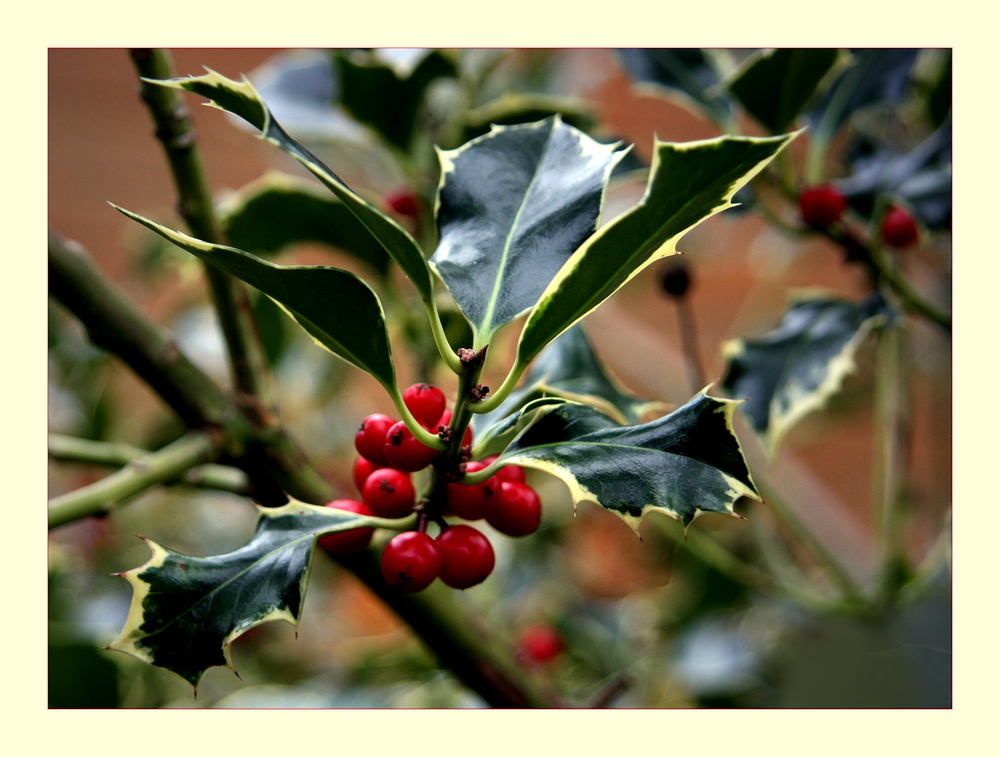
354;413;395;466
436;525;495;589
486;480;541;537
446;461;498;520
403;382;446;427
317;499;375;556
880;206;919;248
384;420;439;472
361;467;416;519
381;531;441;592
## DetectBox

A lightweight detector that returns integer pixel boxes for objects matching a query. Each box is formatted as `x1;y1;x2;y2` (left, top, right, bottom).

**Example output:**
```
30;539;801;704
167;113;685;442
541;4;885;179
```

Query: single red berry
798;184;847;228
518;623;564;665
381;531;441;592
354;413;395;467
385;189;420;218
486;480;541;537
403;383;446;428
880;206;919;248
436;525;496;589
317;499;375;556
437;409;473;447
352;456;378;494
384;420;439;472
361;467;416;519
446;461;498;520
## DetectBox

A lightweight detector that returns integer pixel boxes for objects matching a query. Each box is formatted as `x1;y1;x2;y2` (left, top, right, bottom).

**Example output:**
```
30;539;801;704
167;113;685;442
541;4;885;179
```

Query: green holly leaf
148;70;435;303
220;172;391;276
114;207;397;391
334;48;457;150
728;48;848;134
107;499;402;687
515;132;795;371
431;117;626;346
720;292;891;454
496;392;759;530
475;324;660;440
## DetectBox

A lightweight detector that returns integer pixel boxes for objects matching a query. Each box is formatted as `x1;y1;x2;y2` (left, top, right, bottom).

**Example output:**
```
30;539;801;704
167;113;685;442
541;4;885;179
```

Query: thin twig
674;294;705;394
48;431;219;528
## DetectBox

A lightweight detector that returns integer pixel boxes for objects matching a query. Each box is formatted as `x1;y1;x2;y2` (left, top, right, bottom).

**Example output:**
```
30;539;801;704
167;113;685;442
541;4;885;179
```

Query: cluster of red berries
318;383;543;594
798;184;920;249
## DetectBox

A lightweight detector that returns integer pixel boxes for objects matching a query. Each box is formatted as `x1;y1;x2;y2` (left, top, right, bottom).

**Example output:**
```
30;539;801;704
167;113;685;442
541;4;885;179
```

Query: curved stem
470;357;527;415
427;295;463;374
389;386;448;450
868;242;951;332
49;431;219;529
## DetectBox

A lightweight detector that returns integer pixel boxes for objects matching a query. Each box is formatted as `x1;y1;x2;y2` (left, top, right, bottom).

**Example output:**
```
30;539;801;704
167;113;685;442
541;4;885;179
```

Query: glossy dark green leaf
220;172;390;276
473;396;573;458
498;392;759;530
515;132;794;370
114;207;397;390
720;292;891;454
728;48;846;134
617;48;732;125
475;325;658;439
150;70;434;302
431;117;626;345
107;499;394;687
334;49;456;149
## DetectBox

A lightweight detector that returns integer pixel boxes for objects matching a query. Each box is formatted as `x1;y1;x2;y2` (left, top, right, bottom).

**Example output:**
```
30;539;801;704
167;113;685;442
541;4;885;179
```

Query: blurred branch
868;239;951;333
129;48;277;412
49;433;250;495
48;431;219;528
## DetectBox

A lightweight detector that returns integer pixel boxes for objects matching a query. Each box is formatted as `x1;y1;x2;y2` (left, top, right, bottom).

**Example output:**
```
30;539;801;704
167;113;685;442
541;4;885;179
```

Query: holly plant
49;48;951;708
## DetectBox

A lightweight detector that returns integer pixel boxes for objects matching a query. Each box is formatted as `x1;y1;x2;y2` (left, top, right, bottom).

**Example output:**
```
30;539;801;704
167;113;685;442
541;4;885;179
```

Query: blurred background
48;48;951;708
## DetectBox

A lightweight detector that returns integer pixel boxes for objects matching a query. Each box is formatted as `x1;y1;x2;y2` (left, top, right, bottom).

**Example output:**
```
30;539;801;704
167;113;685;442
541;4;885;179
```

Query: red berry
317;499;375;556
518;623;564;665
385;189;420;218
446;461;499;520
436;525;495;589
482;455;525;483
437;409;473;447
798;184;847;228
361;467;415;519
381;531;441;592
403;383;446;427
881;206;919;248
486;480;541;537
355;414;395;467
384;420;439;472
352;456;378;493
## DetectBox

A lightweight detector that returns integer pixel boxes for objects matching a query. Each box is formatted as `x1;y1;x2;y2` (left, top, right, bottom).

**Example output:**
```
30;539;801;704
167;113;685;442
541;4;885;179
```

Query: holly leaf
728;48;848;134
107;499;401;687
148;70;435;303
220;172;391;276
496;392;758;530
514;132;794;371
459;92;594;144
431;117;626;346
475;324;660;439
113;207;398;391
720;292;891;454
473;396;574;458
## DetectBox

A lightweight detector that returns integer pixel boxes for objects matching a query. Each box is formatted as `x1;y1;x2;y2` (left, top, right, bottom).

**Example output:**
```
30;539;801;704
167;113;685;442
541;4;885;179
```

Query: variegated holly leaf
472;396;573;458
334;48;457;149
431;117;626;346
720;292;891;454
148;70;435;303
114;207;397;391
474;324;660;441
728;48;848;134
514;132;795;372
220;172;391;276
496;392;759;530
107;499;401;687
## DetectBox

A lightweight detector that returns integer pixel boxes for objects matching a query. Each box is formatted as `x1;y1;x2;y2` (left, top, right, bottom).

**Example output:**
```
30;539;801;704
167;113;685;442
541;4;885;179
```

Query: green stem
674;294;705;394
129;48;277;411
48;434;250;495
872;319;913;607
470;357;527;415
868;241;951;333
48;431;219;528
